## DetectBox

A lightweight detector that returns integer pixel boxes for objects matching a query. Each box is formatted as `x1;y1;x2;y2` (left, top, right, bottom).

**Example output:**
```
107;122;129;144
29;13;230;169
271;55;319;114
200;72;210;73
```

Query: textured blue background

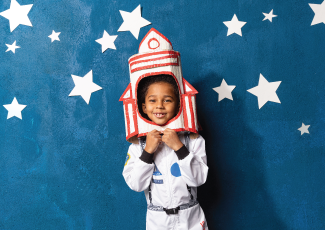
0;0;325;229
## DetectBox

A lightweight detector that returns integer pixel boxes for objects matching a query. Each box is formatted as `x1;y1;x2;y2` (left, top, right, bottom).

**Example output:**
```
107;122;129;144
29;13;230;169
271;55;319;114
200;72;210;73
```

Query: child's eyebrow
147;95;174;98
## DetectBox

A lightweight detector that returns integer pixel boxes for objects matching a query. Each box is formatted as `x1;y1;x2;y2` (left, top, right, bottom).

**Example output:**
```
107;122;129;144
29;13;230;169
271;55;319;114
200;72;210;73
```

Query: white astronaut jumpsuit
123;133;209;230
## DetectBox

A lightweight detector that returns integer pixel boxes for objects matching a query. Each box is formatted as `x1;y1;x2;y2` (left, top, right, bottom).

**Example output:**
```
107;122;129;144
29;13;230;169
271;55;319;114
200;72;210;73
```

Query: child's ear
142;103;147;114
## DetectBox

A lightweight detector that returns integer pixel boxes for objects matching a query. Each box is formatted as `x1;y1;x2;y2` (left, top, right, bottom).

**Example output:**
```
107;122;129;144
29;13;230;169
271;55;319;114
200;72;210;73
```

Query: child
123;74;209;230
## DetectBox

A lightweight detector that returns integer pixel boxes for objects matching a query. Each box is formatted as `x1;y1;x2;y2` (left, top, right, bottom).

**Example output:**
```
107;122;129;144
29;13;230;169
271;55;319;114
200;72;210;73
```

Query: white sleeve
178;135;209;187
122;143;155;192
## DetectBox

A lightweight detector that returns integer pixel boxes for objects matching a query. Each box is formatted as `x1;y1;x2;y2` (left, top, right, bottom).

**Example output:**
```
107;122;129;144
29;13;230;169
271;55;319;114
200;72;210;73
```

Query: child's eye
149;100;155;102
165;99;172;102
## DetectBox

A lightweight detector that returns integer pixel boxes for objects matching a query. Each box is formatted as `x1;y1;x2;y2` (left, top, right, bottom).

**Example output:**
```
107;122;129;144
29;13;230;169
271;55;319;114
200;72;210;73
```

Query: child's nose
156;101;164;108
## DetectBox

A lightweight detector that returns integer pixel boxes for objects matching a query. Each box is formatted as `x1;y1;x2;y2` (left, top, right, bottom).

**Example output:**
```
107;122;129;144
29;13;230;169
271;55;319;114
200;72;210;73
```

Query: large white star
0;0;33;32
298;123;310;135
6;40;20;53
48;30;61;42
95;30;118;53
117;5;151;39
247;74;281;109
3;97;27;119
213;79;236;102
309;1;325;26
223;14;247;36
263;9;278;22
69;70;102;104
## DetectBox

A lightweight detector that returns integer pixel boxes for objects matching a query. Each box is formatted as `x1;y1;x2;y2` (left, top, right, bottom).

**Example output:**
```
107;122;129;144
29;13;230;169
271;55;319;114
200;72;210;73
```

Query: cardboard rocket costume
119;28;199;142
121;29;209;230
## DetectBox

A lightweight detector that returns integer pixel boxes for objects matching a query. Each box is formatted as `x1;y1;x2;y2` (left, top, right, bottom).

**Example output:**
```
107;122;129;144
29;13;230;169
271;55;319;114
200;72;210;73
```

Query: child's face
142;82;178;125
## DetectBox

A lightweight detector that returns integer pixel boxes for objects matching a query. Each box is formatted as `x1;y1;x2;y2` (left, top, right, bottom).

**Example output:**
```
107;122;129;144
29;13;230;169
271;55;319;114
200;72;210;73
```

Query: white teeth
154;113;165;118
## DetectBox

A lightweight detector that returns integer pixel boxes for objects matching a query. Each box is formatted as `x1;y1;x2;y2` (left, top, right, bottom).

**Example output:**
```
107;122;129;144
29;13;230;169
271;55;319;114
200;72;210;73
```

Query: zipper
165;144;174;208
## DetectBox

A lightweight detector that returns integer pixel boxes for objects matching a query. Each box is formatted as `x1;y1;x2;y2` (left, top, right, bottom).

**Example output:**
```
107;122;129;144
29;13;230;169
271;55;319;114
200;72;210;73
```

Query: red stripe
131;62;179;74
132;102;138;135
129;54;178;68
124;102;130;136
193;95;199;131
182;95;189;129
188;95;196;130
128;51;179;63
125;100;138;140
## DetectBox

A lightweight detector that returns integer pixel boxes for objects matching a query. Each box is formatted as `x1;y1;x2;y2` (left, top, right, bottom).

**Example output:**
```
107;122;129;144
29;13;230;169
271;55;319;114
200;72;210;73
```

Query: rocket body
120;28;199;142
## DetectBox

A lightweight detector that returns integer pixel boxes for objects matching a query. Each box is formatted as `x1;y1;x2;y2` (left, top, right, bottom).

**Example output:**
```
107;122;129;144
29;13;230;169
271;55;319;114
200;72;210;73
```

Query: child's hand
144;130;162;154
162;129;184;151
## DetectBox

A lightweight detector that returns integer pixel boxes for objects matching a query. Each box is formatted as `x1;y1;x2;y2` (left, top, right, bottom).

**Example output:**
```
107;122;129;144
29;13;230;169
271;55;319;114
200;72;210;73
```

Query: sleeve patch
124;153;131;166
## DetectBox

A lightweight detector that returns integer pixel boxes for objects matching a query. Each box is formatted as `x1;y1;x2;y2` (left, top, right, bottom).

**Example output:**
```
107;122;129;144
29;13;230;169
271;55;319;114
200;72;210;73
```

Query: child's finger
162;128;169;133
163;129;174;135
154;134;162;140
152;130;161;136
161;135;169;142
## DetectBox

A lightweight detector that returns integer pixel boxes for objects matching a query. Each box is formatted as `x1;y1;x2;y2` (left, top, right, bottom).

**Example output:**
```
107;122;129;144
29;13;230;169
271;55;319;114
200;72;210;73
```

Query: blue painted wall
0;0;324;229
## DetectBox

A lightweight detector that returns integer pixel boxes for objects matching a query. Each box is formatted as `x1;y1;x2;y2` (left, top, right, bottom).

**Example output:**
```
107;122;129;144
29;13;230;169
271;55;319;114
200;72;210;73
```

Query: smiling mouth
154;113;166;118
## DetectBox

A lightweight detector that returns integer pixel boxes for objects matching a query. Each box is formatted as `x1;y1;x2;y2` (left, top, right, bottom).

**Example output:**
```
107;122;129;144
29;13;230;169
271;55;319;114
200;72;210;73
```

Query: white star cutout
223;14;247;36
69;70;102;104
0;0;33;32
48;30;61;42
95;30;118;53
263;9;278;22
247;74;281;109
213;79;236;102
3;97;26;119
309;1;325;26
117;4;151;39
298;123;310;135
6;40;20;53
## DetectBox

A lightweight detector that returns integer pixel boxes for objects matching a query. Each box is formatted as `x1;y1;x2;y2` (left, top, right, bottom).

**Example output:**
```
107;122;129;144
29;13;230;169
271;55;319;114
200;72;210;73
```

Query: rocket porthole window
148;38;160;49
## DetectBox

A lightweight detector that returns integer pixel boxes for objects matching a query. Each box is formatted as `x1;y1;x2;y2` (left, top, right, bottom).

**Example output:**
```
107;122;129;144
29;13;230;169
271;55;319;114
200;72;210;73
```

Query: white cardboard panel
185;96;192;129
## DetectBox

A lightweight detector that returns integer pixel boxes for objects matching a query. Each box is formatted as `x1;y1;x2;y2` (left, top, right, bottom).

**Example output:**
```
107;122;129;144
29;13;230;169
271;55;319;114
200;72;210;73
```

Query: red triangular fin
183;79;198;94
119;83;132;101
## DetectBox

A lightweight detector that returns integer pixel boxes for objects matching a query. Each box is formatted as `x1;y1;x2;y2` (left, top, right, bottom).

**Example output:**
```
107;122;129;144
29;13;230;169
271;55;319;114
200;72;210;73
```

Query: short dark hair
137;74;180;120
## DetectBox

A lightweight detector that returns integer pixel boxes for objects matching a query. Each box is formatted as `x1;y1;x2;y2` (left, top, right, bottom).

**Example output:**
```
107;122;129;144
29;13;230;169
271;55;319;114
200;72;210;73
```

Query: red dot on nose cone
148;38;160;49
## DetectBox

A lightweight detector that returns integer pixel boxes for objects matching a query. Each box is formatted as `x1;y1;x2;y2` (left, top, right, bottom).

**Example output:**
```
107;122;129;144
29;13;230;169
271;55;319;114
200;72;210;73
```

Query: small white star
223;14;247;36
118;5;151;39
48;30;61;42
298;123;310;135
95;30;118;53
263;9;278;22
69;70;102;104
309;1;325;26
213;79;236;102
247;74;281;109
3;97;27;119
0;0;33;32
6;40;20;53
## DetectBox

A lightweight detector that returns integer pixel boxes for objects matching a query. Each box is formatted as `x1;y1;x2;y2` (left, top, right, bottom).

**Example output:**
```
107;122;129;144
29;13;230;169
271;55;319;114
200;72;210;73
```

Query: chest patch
153;162;162;176
171;162;181;177
124;153;130;166
152;162;163;184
